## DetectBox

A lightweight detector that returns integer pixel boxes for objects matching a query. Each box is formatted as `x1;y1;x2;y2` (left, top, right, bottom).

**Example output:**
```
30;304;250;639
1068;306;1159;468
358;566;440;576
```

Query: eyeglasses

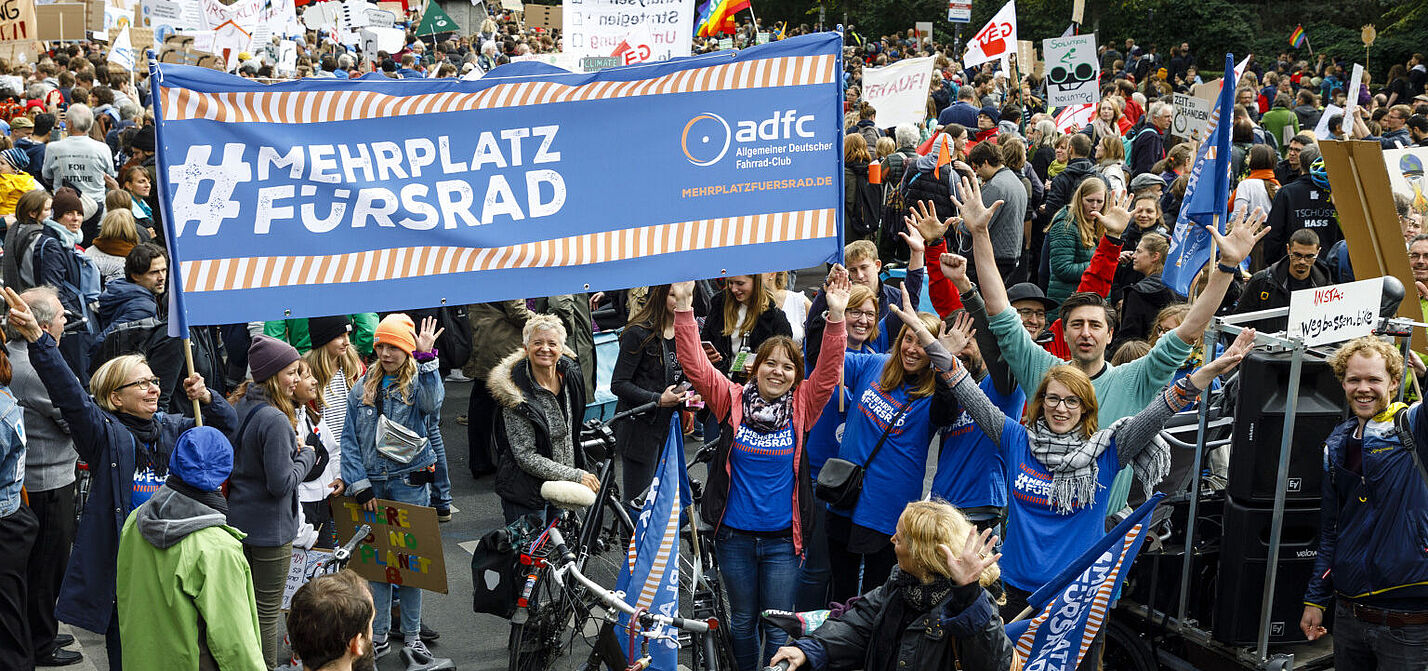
1016;308;1047;320
1041;394;1082;410
1287;251;1318;262
847;309;878;322
116;377;162;392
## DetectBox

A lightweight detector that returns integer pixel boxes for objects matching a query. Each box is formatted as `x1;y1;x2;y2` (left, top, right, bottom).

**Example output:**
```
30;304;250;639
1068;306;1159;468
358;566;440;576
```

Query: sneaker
445;371;472;382
400;642;455;670
373;635;393;659
420;622;441;642
436;507;452;523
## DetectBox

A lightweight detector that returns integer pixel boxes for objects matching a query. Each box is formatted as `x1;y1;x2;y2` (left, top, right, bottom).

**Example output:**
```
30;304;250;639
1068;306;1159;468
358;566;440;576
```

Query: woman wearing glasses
2;287;235;671
887;286;1255;670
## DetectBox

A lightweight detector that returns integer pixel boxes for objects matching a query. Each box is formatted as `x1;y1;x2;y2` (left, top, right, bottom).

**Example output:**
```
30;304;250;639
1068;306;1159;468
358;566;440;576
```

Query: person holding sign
4;286;236;671
340;313;447;663
1302;337;1428;668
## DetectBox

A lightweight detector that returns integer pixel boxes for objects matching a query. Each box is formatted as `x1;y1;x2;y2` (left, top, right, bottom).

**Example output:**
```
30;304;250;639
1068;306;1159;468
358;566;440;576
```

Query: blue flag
147;53;191;339
1005;494;1165;670
1164;54;1237;296
614;415;692;670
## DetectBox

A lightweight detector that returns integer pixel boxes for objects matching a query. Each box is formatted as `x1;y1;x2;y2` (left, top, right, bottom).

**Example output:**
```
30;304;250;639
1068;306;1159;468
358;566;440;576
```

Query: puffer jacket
792;569;1015;671
490;349;588;510
339;356;444;498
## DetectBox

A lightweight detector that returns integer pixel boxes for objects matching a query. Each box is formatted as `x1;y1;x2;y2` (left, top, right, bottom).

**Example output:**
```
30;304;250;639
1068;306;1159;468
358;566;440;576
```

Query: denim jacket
340;357;444;497
0;387;26;518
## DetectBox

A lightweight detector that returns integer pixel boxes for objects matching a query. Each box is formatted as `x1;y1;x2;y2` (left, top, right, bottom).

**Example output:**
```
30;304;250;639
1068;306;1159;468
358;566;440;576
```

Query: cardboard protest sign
861;56;934;130
332;498;447;593
0;0;38;43
1042;33;1097;107
1171;92;1211;140
157;34;224;69
1318;139;1425;350
1287;278;1383;346
524;2;558;31
281;548;332;610
563;0;689;61
36;3;86;40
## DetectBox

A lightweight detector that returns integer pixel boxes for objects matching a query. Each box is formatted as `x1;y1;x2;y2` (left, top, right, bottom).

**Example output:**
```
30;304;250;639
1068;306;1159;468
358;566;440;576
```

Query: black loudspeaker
1227;350;1345;504
1212;498;1329;645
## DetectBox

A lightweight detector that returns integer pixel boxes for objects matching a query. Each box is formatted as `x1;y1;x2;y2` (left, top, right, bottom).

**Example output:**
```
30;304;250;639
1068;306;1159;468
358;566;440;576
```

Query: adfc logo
681;113;730;167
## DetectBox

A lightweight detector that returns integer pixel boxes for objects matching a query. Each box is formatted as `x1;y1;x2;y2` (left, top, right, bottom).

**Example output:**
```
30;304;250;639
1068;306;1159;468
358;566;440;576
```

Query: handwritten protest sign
1286;277;1383;346
281;547;332;610
0;0;37;43
332;497;448;593
1172;92;1212;140
563;0;690;62
861;56;934;130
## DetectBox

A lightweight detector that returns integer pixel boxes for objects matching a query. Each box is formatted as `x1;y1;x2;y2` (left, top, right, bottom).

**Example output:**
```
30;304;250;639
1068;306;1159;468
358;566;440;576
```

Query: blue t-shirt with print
932;374;1025;510
722;423;797;533
998;417;1122;592
132;463;163;507
831;350;938;536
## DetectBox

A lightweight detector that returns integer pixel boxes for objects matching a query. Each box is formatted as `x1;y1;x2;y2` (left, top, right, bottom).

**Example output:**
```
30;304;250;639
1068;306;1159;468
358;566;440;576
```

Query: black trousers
824;513;897;606
467;377;499;476
0;505;39;671
25;484;75;659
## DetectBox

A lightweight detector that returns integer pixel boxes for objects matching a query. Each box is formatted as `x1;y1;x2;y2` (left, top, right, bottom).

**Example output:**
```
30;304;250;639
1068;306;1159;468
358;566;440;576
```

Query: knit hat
168;426;233;491
50;187;84;218
248;334;301;383
0;148;27;170
978;105;1000;121
308;315;352;349
131;125;155;152
374;313;416;356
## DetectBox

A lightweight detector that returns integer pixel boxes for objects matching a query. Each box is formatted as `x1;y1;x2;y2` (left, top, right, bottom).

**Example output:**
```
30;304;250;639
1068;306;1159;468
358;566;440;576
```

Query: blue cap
168;426;233;492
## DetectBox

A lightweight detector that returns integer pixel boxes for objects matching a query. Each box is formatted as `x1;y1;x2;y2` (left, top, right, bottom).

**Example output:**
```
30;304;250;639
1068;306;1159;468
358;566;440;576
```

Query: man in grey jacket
967;141;1027;285
11;287;83;666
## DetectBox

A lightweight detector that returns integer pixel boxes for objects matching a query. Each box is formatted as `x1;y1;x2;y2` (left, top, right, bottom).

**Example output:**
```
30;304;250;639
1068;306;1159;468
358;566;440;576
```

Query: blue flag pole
147;52;202;424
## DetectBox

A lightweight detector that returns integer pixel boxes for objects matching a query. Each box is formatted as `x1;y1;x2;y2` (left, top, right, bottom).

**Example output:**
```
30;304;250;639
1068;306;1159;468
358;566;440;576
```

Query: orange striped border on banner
1012;524;1144;661
160;54;837;125
180;208;836;294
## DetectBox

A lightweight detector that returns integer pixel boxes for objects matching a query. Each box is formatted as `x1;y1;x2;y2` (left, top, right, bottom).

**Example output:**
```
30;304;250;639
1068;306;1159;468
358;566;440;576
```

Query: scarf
1027;415;1167;514
866;568;957;671
1048;158;1068;178
44;220;82;248
741;381;793;434
164;474;229;516
117;411;160;444
91;236;136;259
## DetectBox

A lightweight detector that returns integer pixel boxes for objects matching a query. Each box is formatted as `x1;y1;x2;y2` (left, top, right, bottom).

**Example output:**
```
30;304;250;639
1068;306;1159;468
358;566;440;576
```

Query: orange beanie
375;314;417;356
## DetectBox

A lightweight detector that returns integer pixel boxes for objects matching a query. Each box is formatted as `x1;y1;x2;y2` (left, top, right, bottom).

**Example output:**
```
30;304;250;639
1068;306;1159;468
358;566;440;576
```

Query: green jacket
1260;107;1300;157
264;313;379;356
1047;208;1095;306
117;485;265;671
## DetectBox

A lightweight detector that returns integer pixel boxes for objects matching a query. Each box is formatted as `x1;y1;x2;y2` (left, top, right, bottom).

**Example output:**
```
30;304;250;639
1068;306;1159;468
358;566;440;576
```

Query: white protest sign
302;1;342;30
276;39;297;75
360;26;403;56
1053;102;1094;133
342;0;370;28
500;0;522;9
1286;277;1383;346
1042;33;1097;107
861;56;935;130
1314;103;1344;140
281;548;332;610
563;0;691;61
1171;92;1212;140
915;21;932;42
365;7;395;26
1344;63;1364;132
947;0;971;23
962;0;1015;68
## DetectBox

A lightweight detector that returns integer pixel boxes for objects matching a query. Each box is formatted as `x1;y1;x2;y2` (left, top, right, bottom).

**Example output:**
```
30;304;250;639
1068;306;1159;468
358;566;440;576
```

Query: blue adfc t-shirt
998;417;1122;592
722;423;797;533
932;374;1025;510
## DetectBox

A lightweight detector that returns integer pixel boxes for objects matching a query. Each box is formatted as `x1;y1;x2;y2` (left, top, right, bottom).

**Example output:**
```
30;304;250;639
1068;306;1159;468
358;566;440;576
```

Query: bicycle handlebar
764;660;792;671
546;527;712;635
333;524;371;563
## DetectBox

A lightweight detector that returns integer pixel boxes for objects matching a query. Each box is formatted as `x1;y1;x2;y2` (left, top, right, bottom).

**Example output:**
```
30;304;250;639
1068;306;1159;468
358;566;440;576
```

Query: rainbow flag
695;0;751;38
1289;25;1307;48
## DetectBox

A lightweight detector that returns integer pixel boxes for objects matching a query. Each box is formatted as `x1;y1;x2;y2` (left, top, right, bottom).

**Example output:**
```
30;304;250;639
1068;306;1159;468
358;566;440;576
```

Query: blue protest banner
149;34;844;332
614;414;693;670
1163;54;1237;296
1005;494;1164;670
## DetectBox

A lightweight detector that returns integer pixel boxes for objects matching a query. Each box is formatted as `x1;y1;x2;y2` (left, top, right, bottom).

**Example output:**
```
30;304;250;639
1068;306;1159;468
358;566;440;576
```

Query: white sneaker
401;638;455;670
444;371;472;382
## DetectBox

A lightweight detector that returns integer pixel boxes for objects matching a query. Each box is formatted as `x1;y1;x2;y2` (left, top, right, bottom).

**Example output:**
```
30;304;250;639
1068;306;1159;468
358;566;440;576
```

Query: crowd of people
0;5;1424;671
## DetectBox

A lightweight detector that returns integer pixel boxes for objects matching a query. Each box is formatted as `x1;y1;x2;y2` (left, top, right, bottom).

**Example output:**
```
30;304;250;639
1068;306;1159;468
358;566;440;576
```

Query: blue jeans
370;477;427;640
429;440;453;510
794;504;831;611
1334;601;1428;670
716;528;798;671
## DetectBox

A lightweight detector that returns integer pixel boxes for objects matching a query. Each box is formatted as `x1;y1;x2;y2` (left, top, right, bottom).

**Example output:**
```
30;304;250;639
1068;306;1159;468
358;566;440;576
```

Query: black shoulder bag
815;401;910;509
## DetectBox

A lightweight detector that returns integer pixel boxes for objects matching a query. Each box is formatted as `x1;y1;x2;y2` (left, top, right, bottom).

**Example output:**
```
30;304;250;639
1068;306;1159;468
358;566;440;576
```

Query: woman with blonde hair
771;500;1013;671
302;315;363;446
1095;134;1128;193
1046;177;1109;305
889;294;1255;669
700;273;792;383
85;208;142;285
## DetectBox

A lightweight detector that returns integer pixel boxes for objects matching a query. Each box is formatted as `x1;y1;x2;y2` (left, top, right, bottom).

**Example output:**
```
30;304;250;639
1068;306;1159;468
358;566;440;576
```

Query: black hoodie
1044;157;1100;221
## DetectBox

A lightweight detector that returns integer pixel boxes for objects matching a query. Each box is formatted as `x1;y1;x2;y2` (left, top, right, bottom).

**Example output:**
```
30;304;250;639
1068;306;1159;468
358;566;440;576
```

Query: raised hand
905;200;951;243
415;315;444;353
939;310;976;355
939;253;971;291
1210;207;1269;268
947;176;1004;237
888;285;934;344
2;287;41;343
1191;328;1256;389
670;281;696;310
1090;189;1135;237
824;264;852;320
939;528;1002;587
899;230;925;258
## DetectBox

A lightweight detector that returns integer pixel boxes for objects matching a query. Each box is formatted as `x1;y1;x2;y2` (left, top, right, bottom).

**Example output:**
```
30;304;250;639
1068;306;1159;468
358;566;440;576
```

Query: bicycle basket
472;514;546;617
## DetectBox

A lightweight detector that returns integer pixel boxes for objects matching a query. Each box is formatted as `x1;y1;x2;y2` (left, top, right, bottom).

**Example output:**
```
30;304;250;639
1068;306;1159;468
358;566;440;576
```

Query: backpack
1123;127;1158;171
850;178;883;237
2;220;46;291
